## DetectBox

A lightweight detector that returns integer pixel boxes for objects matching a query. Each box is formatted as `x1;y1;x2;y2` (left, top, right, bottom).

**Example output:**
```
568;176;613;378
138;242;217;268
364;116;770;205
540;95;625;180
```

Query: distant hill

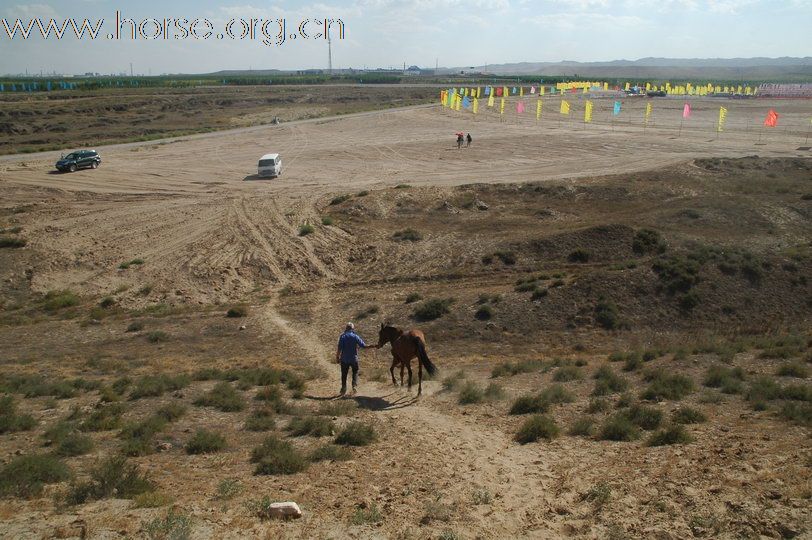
453;57;812;81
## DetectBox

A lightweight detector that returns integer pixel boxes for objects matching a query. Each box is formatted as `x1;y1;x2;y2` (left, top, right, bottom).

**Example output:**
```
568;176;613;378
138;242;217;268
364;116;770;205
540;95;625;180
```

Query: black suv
55;150;101;172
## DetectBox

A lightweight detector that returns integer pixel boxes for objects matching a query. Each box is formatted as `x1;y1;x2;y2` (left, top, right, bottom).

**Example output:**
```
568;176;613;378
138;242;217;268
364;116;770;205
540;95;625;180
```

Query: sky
1;0;810;75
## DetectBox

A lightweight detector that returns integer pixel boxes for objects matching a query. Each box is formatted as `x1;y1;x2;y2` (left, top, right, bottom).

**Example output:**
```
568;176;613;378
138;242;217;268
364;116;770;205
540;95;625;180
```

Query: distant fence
757;84;812;98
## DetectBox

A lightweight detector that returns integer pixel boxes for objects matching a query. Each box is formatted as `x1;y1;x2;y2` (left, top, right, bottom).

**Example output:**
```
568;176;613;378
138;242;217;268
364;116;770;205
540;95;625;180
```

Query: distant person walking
335;322;376;396
457;133;464;149
466;133;472;147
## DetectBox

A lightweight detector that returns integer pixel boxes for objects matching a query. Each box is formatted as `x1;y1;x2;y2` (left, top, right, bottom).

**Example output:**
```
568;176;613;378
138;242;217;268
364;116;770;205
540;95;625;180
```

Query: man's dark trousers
340;362;358;393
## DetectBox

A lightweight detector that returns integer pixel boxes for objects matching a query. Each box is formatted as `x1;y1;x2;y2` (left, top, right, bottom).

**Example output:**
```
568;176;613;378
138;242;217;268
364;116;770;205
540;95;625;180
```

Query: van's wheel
91;162;98;169
68;164;77;172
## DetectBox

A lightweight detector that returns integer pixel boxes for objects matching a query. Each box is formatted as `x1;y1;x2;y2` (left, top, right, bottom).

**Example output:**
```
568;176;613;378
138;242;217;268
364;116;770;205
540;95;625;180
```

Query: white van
258;153;282;178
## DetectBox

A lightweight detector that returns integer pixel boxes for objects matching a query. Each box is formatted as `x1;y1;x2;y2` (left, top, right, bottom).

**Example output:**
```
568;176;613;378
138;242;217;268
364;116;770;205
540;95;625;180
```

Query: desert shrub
584;482;612;507
587;398;611;413
484;382;505;400
317;400;357;417
356;190;369;197
298;224;315;236
133;491;174;508
698;391;724;404
126;321;145;333
352;504;384;525
66;455;153;505
245;408;275;432
777;362;809;378
541;384;575;404
509;394;549;415
553;365;583;382
779;402;812;426
0;396;37;434
474;305;493;321
329;194;351;205
623;404;663;430
335;422;376;446
42;290;79;311
55;432;94;457
405;293;421;304
595;297;620;330
413;298;454;321
355;305;379;320
119;417;166;456
599;415;640;441
310;444;352;462
633;229;666;255
129;374;189;400
193;382;245;412
146;331;170;343
672;407;707;424
472;488;492;505
0;454;70;499
782;384;812;401
623;353;642;372
255;385;283;402
569;416;595;437
251;435;308;475
99;296;116;309
491;359;544;378
0;236;27;248
155;403;186;422
321;216;334;226
186;429;227;454
568;249;590;263
647;424;692;446
287;416;334;437
142;508;192;540
226;305;247;318
652;254;701;295
515;414;559;444
457;381;484;404
393;228;422;241
641;372;694;401
703;365;745;393
494;251;517;265
0;374;78;399
395;183;411;189
214;478;241;501
112;377;132;394
531;288;549;300
441;370;466;391
592;365;628;396
745;376;781;402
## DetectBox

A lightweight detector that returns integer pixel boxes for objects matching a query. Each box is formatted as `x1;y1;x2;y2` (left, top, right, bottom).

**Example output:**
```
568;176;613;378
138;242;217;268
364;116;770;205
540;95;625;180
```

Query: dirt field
0;95;810;539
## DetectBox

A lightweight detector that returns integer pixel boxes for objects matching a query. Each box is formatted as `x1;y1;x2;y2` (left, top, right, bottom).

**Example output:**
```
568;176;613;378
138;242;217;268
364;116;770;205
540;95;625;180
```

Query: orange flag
764;109;779;128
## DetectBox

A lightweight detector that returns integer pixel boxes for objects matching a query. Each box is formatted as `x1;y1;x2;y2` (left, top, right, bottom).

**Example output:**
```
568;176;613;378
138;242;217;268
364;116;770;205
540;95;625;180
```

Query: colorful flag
512;87;517;95
500;97;505;115
764;109;779;127
517;101;525;114
487;93;495;107
530;86;536;94
536;99;542;121
682;103;691;119
520;87;524;97
718;106;727;132
560;100;570;115
540;86;545;96
584;100;593;123
645;103;652;125
473;98;479;114
496;86;503;97
484;86;490;96
613;101;621;116
462;96;471;109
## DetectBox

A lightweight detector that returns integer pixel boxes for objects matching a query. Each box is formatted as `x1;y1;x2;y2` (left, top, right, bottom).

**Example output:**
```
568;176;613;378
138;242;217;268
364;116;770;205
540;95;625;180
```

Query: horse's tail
412;335;437;377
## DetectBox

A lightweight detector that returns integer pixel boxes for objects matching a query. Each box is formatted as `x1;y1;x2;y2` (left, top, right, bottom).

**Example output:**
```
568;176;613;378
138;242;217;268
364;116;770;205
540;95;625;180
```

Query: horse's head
377;322;402;347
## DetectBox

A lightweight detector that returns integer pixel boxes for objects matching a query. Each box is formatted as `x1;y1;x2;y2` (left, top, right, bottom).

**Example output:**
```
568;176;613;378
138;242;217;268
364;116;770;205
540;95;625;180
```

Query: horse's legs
399;363;405;386
389;358;397;386
406;361;413;391
418;359;423;396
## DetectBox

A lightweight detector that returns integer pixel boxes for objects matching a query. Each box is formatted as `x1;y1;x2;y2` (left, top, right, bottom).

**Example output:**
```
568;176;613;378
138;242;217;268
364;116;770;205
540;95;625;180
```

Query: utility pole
328;37;333;74
130;63;133;77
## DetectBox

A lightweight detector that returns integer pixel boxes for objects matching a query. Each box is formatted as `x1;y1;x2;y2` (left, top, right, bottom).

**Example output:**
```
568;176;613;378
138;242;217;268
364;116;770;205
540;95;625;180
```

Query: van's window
258;159;275;166
65;153;77;160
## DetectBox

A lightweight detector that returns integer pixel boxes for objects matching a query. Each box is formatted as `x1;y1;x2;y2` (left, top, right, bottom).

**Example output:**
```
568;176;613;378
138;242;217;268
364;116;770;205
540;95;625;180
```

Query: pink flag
682;103;691;119
517;101;525;114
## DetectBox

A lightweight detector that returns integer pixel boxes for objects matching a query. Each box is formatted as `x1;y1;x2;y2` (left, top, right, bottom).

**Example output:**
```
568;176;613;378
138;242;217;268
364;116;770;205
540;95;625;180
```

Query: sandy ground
0;96;810;539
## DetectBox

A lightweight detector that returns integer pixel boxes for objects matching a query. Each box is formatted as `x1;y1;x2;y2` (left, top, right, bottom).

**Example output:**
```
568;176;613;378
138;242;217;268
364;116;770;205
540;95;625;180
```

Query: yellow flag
488;92;495;107
718;106;727;132
473;98;479;114
582;86;588;94
584;100;593;123
644;102;652;125
603;82;608;91
645;82;651;91
560;100;570;115
520;86;524;97
500;97;505;115
440;90;446;107
624;82;630;91
539;86;545;96
455;95;461;111
477;87;481;98
536;99;542;121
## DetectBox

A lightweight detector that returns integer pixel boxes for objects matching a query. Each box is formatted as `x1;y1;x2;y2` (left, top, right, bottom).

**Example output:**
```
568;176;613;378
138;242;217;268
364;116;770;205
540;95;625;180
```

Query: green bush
80;403;126;431
129;374;189;400
405;293;421;304
55;432;94;457
126;321;144;332
0;396;37;434
351;504;383;525
457;381;485;404
777;362;809;378
779;402;812;426
599;415;640;441
672;407;707;424
146;331;170;343
0;454;71;499
287;416;334;437
541;384;575;404
186;429;227;454
641;372;694;401
317;400;358;417
309;444;352;462
515;415;559;444
703;365;745;393
474;305;493;321
298;224;315;236
633;229;666;255
251;436;308;475
321;216;334;226
393;228;422;242
42;290;79;312
623;352;642;372
226;305;247;318
245;408;275;432
99;296;116;308
142;508;192;540
491;359;544;378
329;194;351;205
568;249;590;263
568;416;595;437
647;424;692;446
595;297;620;330
335;422;377;446
133;491;174;508
0;236;27;248
553;365;583;382
413;298;454;321
155;403;187;422
587;398;611;413
193;382;245;412
592;365;628;396
509;394;549;415
623;404;663;430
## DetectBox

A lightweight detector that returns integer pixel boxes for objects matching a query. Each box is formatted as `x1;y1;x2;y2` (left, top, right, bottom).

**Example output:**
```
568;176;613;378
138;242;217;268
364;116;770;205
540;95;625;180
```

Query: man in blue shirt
335;322;375;396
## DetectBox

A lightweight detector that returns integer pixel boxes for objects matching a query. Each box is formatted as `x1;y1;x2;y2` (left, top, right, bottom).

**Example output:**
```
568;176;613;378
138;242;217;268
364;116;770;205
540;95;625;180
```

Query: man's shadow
303;391;417;411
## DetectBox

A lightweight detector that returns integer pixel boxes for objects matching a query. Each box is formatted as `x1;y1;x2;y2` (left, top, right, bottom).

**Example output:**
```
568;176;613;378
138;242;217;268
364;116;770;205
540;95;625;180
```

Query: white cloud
3;3;59;19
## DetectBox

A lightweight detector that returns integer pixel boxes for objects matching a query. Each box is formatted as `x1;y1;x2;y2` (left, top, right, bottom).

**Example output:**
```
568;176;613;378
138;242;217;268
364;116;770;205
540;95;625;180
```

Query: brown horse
375;323;438;396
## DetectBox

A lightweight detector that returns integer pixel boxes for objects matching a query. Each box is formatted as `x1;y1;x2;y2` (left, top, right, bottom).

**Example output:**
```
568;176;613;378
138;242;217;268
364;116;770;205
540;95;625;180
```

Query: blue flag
511;87;517;94
484;86;490;96
613;101;621;116
462;96;471;109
